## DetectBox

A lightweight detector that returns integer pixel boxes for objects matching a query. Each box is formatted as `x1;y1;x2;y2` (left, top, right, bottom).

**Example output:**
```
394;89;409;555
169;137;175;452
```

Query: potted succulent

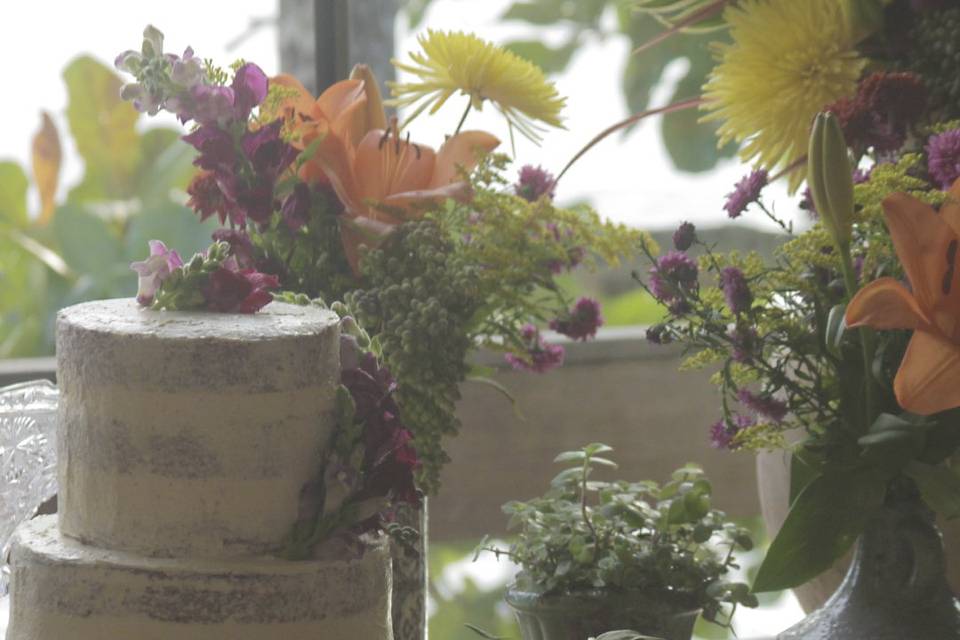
478;444;756;640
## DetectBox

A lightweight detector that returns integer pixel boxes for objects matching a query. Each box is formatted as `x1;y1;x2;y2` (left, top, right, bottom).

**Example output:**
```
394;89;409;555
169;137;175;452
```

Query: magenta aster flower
130;240;183;305
550;297;604;341
720;266;753;314
672;221;696;251
506;324;565;373
926;128;960;189
649;250;698;304
738;389;788;423
710;414;754;450
724;169;767;219
515;165;556;202
202;257;279;313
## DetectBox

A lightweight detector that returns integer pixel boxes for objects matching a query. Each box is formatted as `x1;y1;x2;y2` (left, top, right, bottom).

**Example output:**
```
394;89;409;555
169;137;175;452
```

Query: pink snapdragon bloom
130;240;183;305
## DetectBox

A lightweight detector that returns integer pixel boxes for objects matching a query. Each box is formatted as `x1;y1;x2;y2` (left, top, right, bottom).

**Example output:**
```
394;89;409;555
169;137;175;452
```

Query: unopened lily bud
808;112;855;247
349;64;388;135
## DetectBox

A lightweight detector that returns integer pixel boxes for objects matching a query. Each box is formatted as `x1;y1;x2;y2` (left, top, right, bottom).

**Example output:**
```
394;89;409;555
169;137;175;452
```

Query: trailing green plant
478;443;757;628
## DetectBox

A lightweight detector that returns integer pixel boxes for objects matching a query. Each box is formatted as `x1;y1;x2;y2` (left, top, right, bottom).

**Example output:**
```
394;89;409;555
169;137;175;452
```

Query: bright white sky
0;0;799;233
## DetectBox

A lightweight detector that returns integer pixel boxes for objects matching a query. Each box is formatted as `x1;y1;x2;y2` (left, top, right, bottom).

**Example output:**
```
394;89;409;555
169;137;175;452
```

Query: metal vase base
779;483;960;640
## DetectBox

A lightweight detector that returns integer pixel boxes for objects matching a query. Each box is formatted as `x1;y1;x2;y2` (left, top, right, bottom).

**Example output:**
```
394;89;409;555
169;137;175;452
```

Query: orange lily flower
845;178;960;415
269;68;500;274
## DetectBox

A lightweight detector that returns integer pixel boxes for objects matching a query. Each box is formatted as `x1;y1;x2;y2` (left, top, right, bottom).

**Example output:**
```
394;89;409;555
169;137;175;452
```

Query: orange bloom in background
270;66;499;274
846;179;960;415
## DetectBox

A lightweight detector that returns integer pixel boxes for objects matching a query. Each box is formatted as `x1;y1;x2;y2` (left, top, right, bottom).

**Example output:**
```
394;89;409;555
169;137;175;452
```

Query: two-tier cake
6;299;393;639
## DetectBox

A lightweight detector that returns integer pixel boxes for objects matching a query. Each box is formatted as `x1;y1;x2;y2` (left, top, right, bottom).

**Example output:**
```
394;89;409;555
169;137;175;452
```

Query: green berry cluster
906;8;960;120
152;241;230;311
348;220;482;493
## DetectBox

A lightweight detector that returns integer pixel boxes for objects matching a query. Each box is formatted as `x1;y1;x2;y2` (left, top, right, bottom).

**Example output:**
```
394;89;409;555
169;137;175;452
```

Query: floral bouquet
112;26;644;552
631;0;960;595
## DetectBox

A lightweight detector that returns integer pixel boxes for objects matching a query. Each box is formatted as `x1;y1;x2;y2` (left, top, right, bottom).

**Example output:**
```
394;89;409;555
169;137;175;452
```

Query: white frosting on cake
7;516;394;640
55;299;340;557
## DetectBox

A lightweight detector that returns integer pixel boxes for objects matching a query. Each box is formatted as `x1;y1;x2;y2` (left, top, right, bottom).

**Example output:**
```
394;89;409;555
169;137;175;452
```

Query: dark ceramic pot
505;587;700;640
779;480;960;639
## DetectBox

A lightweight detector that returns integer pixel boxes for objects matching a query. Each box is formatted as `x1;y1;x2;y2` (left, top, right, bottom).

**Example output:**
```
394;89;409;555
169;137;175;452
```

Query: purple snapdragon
130;240;183;305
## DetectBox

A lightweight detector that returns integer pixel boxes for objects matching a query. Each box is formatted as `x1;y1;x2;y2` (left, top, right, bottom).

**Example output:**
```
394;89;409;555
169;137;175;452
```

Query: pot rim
504;584;701;616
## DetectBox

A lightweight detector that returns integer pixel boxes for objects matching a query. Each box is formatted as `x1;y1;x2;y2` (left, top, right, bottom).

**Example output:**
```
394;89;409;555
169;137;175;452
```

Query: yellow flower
388;30;566;144
700;0;866;192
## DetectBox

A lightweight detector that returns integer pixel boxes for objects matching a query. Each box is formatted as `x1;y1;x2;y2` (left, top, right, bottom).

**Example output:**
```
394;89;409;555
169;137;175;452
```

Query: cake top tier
57;298;335;341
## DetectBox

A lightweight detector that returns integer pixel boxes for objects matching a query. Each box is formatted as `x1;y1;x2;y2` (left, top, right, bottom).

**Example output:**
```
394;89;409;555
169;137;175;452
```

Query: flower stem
453;101;472;136
838;244;877;432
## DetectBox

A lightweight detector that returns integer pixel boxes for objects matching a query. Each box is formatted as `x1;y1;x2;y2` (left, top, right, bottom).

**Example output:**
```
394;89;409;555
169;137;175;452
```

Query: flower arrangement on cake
628;0;960;608
113;26;645;551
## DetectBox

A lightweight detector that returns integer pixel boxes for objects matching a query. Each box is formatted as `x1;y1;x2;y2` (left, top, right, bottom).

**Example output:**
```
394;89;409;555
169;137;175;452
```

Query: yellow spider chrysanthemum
700;0;867;192
388;30;566;144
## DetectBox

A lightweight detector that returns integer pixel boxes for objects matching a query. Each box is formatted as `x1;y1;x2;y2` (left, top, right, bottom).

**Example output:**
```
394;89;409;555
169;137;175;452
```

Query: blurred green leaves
0;55;215;358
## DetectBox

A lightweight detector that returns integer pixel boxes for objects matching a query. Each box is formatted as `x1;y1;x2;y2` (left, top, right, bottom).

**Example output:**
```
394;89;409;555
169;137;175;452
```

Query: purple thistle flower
515;165;556;202
738;389;788;423
926;129;960;190
724;169;768;219
505;324;565;373
720;266;753;315
728;325;758;363
649;250;698;304
710;414;754;450
673;221;696;251
550;297;604;341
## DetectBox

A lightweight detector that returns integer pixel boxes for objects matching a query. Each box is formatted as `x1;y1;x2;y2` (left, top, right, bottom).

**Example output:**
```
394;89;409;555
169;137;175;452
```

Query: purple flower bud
672;221;696;251
720;266;753;315
550;297;604;341
232;63;269;120
505;324;565;373
926;128;960;190
649;250;698;304
738;389;787;423
515;165;556;202
724;169;767;219
710;414;754;450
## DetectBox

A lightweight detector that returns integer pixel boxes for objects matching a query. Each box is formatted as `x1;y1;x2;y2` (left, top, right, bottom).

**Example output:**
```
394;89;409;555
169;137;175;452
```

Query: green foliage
334;154;645;493
0;55;215;358
481;444;756;626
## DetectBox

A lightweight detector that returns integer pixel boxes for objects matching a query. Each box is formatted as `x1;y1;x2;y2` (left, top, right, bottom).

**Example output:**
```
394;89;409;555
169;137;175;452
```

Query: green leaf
825;304;846;357
753;468;886;592
905;462;960;520
554;451;587;463
0;161;29;227
584;443;614;456
134;128;196;204
660;47;737;172
504;40;578;74
63;56;140;202
52;204;123;281
789;448;820;505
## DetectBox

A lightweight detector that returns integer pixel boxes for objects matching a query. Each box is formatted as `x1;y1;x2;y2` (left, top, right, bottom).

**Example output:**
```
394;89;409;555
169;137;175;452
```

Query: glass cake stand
0;380;59;599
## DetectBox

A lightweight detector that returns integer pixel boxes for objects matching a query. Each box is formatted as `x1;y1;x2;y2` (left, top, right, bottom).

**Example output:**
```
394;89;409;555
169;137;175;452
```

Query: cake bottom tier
7;516;393;640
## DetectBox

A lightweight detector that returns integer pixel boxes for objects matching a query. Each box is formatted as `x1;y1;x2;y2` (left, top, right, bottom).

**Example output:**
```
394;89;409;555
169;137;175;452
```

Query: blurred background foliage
0;56;216;358
405;0;738;173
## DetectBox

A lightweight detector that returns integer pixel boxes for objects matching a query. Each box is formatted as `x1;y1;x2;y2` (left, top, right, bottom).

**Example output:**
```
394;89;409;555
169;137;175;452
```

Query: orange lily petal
353;130;436;203
383;181;474;212
315;80;368;146
882;192;956;312
845;277;929;330
894;330;960;415
428;130;501;188
266;73;316;121
938;178;960;239
308;120;362;213
349;64;388;133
